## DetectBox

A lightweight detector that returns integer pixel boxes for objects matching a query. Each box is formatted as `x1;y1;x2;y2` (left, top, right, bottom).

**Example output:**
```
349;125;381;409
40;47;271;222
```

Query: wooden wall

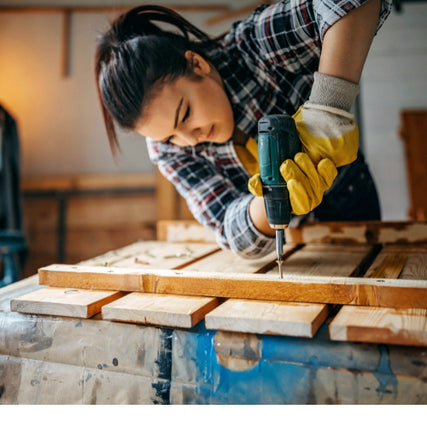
20;172;194;278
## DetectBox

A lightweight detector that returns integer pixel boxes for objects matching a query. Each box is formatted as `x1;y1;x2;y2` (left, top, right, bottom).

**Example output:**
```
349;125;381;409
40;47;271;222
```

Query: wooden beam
61;9;72;78
38;264;427;308
21;173;156;192
0;5;230;14
205;1;271;26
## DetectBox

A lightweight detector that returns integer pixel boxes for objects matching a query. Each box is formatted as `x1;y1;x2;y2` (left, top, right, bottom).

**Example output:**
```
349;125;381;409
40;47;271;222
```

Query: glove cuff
308;72;360;112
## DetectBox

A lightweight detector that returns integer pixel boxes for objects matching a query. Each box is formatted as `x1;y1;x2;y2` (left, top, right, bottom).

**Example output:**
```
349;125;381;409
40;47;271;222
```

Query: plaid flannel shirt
147;0;392;258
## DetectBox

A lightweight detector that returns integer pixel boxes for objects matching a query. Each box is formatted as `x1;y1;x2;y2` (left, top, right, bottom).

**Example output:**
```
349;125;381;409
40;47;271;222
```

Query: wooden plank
205;299;330;337
38;264;427;308
21;173;156;192
204;245;368;337
102;293;220;328
399;110;427;220
157;220;216;243
365;244;427;280
11;287;124;318
286;221;427;244
157;220;427;244
205;1;270;26
367;253;408;279
329;306;427;347
267;244;374;277
0;5;230;14
183;245;297;273
78;241;219;269
329;243;427;346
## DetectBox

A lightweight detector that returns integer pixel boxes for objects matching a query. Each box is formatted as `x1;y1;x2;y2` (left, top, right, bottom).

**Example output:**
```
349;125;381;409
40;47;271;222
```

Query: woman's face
135;51;234;146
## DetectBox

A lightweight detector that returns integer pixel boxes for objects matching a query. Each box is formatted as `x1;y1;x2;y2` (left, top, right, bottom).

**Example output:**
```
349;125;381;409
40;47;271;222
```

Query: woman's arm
249;0;383;235
318;0;382;84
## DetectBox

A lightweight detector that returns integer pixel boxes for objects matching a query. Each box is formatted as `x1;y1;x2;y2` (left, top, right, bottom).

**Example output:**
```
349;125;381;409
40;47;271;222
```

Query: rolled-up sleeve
147;139;275;258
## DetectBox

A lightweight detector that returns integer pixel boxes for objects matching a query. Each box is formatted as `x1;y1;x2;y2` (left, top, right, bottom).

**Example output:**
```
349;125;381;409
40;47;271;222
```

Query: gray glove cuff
308;72;360;112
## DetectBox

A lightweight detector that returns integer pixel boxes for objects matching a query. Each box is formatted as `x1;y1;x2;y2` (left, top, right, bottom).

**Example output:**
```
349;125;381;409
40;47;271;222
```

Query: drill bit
275;229;284;279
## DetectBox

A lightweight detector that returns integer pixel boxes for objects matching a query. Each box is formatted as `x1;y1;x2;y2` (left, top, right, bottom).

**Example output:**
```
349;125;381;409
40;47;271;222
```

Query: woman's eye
182;106;190;122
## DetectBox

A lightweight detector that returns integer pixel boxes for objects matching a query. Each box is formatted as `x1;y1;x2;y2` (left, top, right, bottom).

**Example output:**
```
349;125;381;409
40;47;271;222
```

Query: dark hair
95;5;217;156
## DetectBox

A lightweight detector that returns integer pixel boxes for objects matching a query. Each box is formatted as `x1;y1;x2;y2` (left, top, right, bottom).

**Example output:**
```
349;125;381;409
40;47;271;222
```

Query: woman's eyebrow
174;97;184;128
161;97;184;143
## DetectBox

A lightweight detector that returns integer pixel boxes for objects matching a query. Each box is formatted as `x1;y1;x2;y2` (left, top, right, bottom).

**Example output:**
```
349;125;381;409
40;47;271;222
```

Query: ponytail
95;5;217;156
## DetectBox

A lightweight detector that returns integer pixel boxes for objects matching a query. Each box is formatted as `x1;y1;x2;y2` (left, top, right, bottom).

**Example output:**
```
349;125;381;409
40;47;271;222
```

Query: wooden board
286;221;427;244
329;244;427;346
11;287;124;318
158;220;427;245
267;244;373;277
38;264;427;308
329;306;427;347
102;293;220;328
365;244;427;280
78;241;219;269
205;300;330;337
400;110;427;220
182;245;296;273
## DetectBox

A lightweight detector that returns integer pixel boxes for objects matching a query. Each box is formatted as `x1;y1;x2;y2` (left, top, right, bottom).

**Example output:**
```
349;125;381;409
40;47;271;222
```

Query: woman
95;0;392;258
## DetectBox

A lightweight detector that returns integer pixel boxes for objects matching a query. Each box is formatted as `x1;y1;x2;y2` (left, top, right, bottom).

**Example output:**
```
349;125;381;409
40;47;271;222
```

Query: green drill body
258;115;301;277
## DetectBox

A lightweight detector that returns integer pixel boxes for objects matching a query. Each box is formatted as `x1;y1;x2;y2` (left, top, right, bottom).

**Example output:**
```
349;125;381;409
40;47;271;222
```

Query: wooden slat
183;245;296;273
205;300;330;337
157;220;216;243
38;264;427;308
286;221;427;244
11;287;124;318
368;253;408;279
22;173;156;192
157;220;427;244
78;241;219;269
100;246;283;328
399;110;427;220
365;244;427;280
205;1;270;26
267;244;374;277
102;293;219;328
330;244;427;346
329;306;427;347
204;244;369;337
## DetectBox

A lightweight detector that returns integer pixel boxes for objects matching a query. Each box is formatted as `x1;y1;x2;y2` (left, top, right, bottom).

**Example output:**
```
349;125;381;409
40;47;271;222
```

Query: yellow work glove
249;72;360;215
294;72;360;168
248;153;337;215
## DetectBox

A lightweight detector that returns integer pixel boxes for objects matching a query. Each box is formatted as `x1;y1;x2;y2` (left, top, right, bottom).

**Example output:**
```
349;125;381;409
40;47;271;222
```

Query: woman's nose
182;127;201;146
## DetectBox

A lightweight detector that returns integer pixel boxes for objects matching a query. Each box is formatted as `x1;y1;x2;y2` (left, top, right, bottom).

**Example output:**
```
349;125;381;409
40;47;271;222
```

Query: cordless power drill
258;114;301;278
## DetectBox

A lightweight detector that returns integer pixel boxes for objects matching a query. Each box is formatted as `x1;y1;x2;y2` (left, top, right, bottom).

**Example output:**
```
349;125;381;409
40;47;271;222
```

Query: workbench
1;221;426;404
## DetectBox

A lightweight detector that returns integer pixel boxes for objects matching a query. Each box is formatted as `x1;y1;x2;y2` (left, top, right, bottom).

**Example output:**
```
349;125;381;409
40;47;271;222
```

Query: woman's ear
185;50;211;76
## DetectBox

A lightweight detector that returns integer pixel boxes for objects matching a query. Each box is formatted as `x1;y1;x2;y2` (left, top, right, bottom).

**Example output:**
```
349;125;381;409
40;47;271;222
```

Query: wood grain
329;306;427;347
183;245;296;274
267;244;373;277
38;264;427;308
329;244;427;346
78;241;219;269
286;221;427;244
205;299;330;337
11;287;124;318
102;293;220;328
365;245;427;280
